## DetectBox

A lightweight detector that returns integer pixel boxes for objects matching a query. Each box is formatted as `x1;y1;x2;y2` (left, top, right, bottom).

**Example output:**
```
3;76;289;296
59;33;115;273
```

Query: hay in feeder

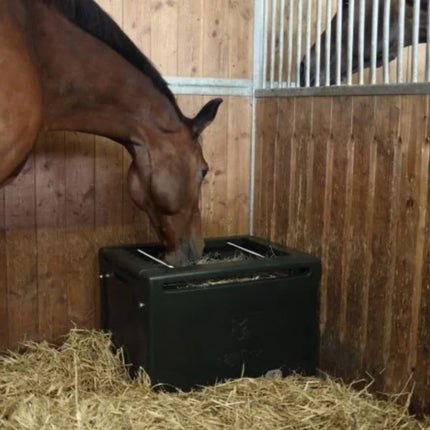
0;329;428;430
196;251;250;265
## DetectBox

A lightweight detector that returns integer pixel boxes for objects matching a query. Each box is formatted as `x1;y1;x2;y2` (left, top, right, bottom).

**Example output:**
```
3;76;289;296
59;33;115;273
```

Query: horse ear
192;98;223;136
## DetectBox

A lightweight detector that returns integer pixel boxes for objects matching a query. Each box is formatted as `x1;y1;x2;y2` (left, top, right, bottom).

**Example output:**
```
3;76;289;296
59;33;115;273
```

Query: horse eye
201;167;208;179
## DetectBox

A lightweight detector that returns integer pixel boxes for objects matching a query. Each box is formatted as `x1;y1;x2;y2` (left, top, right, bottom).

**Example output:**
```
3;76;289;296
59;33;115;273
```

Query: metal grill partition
254;0;430;93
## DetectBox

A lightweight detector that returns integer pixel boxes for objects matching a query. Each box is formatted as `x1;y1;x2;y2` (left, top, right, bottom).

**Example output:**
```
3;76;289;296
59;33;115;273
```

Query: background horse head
300;0;428;86
0;0;222;266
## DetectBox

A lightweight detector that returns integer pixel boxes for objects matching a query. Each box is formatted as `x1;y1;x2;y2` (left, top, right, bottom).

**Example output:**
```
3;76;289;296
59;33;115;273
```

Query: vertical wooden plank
385;95;427;393
320;97;352;376
265;98;279;241
0;186;7;346
308;97;331;257
253;98;267;237
226;97;251;235
343;96;376;379
5;155;38;345
289;98;313;249
65;132;96;329
122;0;151;54
228;0;253;79
412;97;430;416
255;99;278;239
177;0;203;76
363;96;401;392
150;0;179;76
35;132;69;342
202;0;229;78
272;98;295;246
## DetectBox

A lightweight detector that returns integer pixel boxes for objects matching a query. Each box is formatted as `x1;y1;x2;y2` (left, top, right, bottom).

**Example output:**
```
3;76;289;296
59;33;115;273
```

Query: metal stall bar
347;0;356;85
325;0;333;86
411;0;421;83
262;0;269;88
335;0;343;85
296;0;303;86
371;0;379;84
270;0;277;88
315;0;322;86
278;0;286;87
427;0;430;81
287;0;294;86
383;0;391;84
305;0;312;86
270;0;278;87
250;0;267;233
358;0;366;84
397;0;405;83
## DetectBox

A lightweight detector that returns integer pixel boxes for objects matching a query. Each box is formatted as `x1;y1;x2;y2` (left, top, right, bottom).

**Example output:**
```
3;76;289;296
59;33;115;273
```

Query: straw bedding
0;329;428;430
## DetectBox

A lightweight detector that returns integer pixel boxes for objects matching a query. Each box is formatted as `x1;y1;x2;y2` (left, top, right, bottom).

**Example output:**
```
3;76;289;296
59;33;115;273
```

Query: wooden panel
202;0;230;78
272;98;295;245
5;155;38;346
65;132;96;329
253;98;278;239
363;97;401;391
343;97;375;380
150;0;178;75
226;97;251;234
385;96;427;393
254;94;430;414
290;97;314;249
177;0;203;76
35;132;69;341
413;97;430;416
322;97;353;375
228;1;253;79
0;187;7;347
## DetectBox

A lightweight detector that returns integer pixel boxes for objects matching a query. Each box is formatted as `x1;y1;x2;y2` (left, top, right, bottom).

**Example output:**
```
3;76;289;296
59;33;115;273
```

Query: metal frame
256;83;430;97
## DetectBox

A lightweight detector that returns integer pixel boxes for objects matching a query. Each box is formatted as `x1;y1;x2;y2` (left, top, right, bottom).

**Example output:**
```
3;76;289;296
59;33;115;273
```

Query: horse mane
40;0;183;119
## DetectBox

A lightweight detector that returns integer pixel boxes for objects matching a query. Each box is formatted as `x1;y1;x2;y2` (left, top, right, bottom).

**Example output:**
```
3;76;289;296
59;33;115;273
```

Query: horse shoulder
0;0;42;184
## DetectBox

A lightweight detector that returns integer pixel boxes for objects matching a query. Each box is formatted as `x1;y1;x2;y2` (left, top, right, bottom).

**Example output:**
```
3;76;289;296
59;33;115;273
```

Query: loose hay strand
0;329;428;430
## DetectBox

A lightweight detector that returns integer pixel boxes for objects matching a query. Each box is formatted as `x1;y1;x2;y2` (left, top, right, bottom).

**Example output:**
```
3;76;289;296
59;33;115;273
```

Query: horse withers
0;0;222;266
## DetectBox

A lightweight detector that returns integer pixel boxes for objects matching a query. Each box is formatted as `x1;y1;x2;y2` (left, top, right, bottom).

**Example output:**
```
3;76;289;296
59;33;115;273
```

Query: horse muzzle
164;237;204;267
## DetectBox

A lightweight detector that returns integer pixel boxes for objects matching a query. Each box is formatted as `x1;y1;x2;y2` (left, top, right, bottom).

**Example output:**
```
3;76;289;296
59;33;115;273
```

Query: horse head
127;98;223;267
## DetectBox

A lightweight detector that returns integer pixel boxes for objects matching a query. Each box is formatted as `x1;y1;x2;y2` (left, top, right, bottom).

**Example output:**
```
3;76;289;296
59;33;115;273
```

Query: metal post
325;0;333;86
411;0;421;83
278;0;286;87
371;0;379;84
358;0;366;84
287;0;294;86
397;0;405;83
315;0;322;86
347;0;356;85
383;0;391;84
270;0;278;87
336;0;343;85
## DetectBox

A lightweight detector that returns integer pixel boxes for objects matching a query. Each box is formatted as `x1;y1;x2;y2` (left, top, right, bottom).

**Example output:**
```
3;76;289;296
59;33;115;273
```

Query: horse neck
32;2;182;144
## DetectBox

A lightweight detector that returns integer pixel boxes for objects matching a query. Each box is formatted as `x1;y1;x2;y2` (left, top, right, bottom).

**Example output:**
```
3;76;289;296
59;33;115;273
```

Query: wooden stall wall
254;95;430;414
0;0;253;348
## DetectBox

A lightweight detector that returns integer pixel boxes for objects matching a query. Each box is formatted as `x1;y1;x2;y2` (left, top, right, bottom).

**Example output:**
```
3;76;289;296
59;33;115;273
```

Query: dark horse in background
301;0;428;86
0;0;222;266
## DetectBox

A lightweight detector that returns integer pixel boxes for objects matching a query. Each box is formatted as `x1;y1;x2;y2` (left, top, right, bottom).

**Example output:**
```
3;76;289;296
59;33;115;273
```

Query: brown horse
0;0;222;266
301;0;428;86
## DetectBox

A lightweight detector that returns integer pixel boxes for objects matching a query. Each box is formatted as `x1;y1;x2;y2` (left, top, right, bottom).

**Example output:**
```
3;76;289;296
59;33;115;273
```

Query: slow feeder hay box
99;236;321;390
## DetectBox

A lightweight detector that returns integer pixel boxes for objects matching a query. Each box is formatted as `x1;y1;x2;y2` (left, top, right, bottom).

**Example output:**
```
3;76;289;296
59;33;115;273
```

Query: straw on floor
0;329;428;430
